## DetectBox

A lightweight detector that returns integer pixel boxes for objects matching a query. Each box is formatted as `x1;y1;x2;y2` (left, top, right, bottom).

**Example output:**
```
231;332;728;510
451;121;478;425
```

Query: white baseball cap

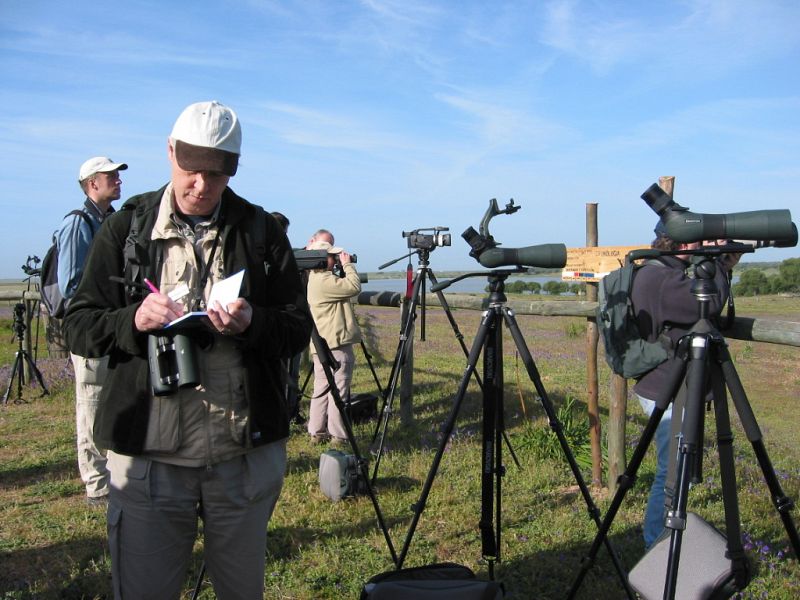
170;100;241;176
308;240;345;254
78;157;128;182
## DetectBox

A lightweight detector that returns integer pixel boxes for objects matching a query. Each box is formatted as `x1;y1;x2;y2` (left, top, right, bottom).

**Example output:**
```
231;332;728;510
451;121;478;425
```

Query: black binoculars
147;333;200;396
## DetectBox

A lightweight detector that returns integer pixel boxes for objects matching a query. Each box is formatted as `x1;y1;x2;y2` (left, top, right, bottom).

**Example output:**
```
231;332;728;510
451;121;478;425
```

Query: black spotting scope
641;183;797;247
462;198;567;269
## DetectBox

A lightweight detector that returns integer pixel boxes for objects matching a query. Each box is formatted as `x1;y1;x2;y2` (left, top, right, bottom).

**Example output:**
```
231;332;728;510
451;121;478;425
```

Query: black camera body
147;333;200;396
294;248;357;279
403;227;451;251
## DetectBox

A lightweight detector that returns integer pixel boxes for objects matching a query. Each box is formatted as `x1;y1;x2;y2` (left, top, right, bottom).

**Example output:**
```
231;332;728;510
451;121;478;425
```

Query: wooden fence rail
4;288;797;492
357;291;800;346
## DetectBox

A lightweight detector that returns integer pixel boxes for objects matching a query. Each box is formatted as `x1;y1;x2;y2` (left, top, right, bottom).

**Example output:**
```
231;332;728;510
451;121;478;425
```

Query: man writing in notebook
64;101;312;599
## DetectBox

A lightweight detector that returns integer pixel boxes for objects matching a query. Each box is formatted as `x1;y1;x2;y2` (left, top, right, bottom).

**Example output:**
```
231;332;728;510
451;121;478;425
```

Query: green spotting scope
641;183;797;247
462;198;567;269
468;240;567;269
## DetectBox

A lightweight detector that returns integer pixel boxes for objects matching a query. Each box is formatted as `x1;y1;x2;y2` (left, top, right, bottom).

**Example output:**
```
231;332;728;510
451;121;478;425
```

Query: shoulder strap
64;209;96;237
247;204;270;277
121;200;159;301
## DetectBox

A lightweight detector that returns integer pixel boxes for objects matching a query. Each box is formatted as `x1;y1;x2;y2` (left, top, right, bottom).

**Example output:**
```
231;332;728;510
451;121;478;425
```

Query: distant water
361;274;557;295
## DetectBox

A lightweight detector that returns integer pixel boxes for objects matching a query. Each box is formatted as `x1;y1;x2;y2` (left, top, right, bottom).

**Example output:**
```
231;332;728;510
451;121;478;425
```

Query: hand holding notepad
164;269;245;329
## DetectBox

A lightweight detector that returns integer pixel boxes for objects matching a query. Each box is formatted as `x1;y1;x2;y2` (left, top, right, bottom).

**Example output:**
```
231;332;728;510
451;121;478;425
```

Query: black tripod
3;303;49;404
370;248;519;485
394;270;631;591
191;324;398;599
568;254;800;600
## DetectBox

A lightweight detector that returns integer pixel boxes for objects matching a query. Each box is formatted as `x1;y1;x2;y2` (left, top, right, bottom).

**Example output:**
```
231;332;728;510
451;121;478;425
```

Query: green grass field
1;295;798;599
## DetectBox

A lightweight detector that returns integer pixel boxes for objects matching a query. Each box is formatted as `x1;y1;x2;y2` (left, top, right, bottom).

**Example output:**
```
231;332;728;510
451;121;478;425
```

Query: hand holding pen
133;278;185;332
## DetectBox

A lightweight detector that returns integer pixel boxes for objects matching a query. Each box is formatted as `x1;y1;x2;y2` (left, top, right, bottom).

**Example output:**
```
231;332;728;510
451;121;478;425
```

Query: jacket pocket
142;396;182;453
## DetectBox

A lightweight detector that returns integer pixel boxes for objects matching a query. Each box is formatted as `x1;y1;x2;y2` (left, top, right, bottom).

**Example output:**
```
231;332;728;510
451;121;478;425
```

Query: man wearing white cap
64;101;312;599
305;238;362;444
58;156;127;505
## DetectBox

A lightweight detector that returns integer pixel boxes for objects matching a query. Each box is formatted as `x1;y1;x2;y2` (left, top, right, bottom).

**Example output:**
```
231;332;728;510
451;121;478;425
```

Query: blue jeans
638;396;673;548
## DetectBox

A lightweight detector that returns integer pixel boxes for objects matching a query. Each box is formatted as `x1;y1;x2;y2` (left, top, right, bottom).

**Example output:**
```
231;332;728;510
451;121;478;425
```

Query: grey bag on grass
318;449;366;501
629;512;748;600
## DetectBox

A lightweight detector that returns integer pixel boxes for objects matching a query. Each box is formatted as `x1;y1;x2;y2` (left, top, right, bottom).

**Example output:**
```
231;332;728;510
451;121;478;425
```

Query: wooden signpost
562;245;649;282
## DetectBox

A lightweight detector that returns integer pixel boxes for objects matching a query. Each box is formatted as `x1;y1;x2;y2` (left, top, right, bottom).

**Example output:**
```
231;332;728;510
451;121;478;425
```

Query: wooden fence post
608;175;676;493
585;203;602;488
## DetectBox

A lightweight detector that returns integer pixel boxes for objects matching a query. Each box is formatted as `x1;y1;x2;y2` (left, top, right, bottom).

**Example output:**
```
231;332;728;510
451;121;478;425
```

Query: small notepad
164;269;245;329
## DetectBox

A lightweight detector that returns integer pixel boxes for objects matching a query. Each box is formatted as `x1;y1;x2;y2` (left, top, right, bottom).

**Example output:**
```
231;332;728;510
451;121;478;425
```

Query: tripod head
628;243;752;306
11;303;26;341
21;255;41;278
430;267;525;297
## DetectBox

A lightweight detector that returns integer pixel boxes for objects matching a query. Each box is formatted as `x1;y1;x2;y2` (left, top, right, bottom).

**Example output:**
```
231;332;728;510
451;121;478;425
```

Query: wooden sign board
562;245;649;282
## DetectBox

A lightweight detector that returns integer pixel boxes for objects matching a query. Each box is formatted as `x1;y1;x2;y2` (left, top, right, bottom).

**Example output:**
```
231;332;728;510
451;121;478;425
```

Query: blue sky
1;0;798;279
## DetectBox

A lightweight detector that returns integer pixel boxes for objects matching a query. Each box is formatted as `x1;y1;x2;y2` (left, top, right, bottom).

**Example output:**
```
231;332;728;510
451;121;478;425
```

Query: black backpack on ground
40;210;95;319
361;563;504;599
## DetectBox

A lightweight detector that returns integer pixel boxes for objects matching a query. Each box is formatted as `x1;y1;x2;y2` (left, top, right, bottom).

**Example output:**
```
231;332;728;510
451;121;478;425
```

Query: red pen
143;278;160;294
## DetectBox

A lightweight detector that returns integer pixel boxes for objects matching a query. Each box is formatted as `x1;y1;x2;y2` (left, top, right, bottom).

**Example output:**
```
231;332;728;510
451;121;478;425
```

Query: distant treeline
487;279;585;296
733;258;800;296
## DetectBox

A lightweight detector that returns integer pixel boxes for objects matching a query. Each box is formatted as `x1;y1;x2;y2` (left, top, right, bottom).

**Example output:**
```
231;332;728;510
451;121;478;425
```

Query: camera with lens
403;227;452;251
641;183;798;247
462;198;566;269
147;332;200;396
294;248;358;279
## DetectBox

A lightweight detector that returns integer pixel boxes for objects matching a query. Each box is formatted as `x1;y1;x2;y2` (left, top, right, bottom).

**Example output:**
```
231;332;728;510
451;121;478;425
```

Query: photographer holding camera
64;101;312;599
306;238;361;444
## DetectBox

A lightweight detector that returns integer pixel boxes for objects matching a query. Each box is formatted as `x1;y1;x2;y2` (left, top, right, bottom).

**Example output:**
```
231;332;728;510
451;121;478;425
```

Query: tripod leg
500;308;634;599
371;276;420;442
23;351;48;396
370;275;422;482
718;344;800;559
662;335;711;600
568;349;688;599
311;326;399;566
397;308;494;569
479;307;504;578
360;340;385;398
707;359;751;589
3;353;24;404
427;270;520;469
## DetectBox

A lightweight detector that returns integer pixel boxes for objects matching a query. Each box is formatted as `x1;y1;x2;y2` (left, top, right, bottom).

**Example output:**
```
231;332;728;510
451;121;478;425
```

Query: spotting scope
642;183;797;247
462;198;567;269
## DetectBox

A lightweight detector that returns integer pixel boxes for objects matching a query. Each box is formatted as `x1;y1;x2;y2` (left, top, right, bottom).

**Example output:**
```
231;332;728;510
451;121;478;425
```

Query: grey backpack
318;449;367;501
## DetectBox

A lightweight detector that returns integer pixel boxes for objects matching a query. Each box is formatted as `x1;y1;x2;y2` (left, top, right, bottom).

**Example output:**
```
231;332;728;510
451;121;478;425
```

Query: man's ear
166;138;175;161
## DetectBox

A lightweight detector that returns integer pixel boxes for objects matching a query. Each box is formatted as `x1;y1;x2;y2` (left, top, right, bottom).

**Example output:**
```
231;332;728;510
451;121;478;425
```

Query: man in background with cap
631;223;738;548
306;237;361;444
65;101;311;599
58;156;127;505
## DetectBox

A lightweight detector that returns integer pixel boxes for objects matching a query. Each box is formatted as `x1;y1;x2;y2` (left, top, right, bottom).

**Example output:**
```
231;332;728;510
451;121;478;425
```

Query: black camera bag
360;562;503;599
345;392;378;423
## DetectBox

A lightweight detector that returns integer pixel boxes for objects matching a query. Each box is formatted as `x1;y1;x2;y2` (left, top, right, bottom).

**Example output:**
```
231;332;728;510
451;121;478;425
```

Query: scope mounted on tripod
641;183;798;247
462;198;567;269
